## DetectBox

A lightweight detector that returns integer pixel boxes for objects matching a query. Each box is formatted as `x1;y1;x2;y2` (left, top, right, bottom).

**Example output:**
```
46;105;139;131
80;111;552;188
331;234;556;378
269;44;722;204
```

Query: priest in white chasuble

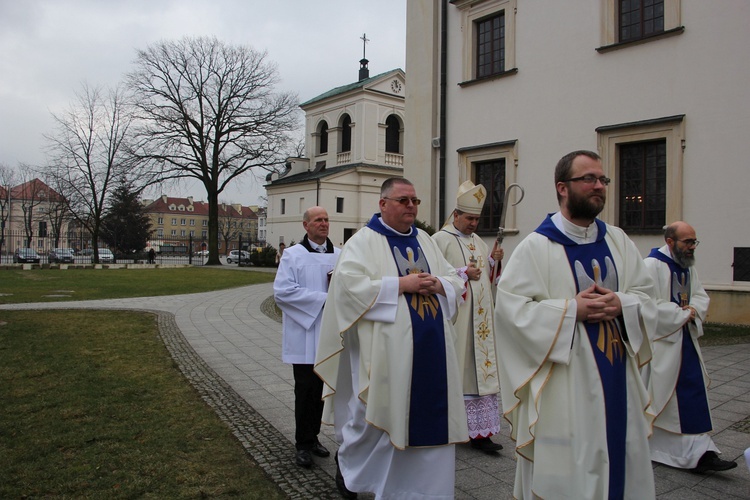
644;221;736;473
433;180;505;453
494;150;657;499
315;177;467;499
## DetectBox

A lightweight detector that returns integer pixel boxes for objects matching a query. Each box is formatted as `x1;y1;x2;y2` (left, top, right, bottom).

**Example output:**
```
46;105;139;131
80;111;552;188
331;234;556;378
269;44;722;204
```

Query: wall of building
405;0;750;323
265;167;399;249
404;0;442;223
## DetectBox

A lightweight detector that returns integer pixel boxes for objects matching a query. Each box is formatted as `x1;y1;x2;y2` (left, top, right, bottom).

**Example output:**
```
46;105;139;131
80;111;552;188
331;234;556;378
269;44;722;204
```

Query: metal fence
0;229;266;266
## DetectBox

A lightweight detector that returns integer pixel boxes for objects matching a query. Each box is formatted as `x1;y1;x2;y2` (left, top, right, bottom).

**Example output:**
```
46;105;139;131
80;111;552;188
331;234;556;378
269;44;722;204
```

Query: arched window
318;120;329;155
385;115;401;153
340;115;352;152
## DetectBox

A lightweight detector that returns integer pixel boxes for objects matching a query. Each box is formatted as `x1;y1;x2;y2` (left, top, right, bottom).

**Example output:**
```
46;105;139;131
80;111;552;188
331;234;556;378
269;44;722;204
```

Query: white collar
378;216;412;235
447;224;472;238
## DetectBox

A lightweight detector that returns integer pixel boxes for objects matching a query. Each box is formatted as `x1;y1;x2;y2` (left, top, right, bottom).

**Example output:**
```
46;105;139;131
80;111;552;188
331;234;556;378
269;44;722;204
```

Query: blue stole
366;214;449;446
647;249;711;434
536;215;627;500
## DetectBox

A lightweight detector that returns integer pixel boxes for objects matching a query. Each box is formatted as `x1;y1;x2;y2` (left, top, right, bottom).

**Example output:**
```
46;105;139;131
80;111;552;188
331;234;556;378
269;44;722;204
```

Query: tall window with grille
476;12;505;78
619;140;666;231
341;115;352;152
619;0;664;42
318;121;328;155
475;159;506;233
385;115;400;154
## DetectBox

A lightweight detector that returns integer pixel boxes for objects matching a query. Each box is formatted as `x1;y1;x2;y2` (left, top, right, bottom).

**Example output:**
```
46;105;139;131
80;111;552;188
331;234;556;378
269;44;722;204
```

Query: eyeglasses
382;196;421;206
564;175;611;186
676;239;700;247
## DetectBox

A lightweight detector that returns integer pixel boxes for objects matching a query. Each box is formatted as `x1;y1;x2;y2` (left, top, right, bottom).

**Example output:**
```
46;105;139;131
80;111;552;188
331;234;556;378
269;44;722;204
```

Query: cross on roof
360;33;370;59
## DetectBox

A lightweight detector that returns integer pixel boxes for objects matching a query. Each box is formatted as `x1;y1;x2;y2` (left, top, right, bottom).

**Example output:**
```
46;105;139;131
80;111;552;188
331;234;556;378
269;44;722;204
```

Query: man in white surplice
315;178;467;499
274;206;340;468
643;221;737;473
494;150;657;499
432;180;504;453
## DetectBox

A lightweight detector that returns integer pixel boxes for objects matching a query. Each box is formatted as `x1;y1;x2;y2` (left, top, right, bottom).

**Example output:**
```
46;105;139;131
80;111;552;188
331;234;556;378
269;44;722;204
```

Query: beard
566;189;605;221
673;245;696;268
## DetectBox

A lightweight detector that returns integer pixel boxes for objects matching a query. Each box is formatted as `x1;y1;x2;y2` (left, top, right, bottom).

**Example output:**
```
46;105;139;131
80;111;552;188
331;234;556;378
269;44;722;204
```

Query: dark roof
300;69;403;107
266;163;402;187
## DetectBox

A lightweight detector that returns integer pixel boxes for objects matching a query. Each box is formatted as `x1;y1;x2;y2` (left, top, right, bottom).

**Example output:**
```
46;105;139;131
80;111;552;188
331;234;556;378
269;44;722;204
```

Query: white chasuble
433;228;500;397
494;214;657;500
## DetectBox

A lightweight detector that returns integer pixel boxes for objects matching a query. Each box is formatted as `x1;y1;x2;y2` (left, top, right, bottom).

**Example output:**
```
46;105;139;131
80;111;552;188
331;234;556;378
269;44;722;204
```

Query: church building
404;0;750;324
265;45;405;248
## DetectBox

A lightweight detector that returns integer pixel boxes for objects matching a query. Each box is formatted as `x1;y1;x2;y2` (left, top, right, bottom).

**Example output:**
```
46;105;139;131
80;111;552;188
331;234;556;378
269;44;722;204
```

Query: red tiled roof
143;196;258;219
9;178;64;202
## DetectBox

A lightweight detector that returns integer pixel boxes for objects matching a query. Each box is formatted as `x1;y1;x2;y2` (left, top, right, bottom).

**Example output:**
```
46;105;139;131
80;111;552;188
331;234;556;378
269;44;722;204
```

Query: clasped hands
399;272;445;296
575;284;622;322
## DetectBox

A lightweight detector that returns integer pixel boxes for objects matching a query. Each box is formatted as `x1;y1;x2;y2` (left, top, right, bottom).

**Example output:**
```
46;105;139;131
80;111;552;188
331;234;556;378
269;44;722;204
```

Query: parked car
226;250;250;264
48;248;75;264
80;249;94;257
195;250;209;257
13;248;41;263
92;248;115;263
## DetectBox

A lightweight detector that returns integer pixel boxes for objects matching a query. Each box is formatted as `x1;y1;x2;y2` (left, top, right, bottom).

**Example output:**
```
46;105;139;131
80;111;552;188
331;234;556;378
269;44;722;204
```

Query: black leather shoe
295;449;312;468
470;437;503;452
691;451;737;473
335;451;357;499
311;441;331;457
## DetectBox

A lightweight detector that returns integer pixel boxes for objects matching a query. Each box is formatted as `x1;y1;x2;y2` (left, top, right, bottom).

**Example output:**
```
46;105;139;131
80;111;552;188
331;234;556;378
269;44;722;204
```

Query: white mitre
456;180;487;215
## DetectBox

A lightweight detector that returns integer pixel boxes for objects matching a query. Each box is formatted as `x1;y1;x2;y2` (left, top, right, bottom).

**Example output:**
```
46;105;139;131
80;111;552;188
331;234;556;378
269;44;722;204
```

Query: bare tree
218;203;242;255
0;163;16;254
15;167;49;248
38;169;73;248
44;83;137;263
127;36;299;265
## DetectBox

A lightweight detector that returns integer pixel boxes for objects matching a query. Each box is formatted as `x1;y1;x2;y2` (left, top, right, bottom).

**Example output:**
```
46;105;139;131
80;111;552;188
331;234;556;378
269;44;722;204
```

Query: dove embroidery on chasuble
646;248;712;433
365;215;449;446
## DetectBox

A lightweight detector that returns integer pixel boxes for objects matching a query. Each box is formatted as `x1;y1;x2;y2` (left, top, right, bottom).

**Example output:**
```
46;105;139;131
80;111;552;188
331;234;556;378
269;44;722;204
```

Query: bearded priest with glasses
494;150;658;499
643;221;737;474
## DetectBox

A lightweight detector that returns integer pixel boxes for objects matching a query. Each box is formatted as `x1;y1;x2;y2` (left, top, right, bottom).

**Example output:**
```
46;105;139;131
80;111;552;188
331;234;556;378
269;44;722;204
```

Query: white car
226;250;250;264
93;248;115;263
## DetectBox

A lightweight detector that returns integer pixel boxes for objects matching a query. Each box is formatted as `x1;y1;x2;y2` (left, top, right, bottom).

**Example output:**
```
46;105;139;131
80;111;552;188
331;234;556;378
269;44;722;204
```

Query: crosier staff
490;183;525;285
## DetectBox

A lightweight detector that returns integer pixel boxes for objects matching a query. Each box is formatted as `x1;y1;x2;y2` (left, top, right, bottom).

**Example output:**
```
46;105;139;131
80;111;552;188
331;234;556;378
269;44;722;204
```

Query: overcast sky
0;0;406;206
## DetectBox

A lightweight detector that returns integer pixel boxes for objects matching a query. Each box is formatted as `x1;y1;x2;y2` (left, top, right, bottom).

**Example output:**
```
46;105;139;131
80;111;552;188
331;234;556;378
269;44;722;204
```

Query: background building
404;0;750;324
143;195;259;254
1;178;71;254
265;58;405;248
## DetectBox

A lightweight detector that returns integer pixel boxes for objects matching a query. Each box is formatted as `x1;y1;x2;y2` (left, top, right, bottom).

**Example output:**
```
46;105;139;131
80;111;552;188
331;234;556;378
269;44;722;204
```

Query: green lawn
0;267;275;304
0;309;285;499
702;321;750;346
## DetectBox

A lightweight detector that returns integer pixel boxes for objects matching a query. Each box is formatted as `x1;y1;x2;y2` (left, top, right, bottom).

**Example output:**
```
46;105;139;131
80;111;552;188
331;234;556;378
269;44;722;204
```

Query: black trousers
293;363;324;450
